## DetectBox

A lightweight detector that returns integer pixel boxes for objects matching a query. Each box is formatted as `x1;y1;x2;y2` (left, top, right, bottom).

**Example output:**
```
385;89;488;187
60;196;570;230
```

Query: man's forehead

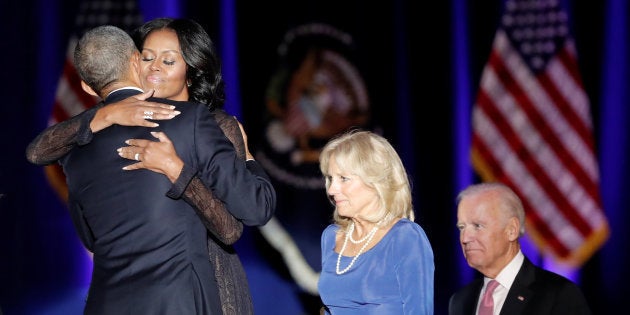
458;198;499;221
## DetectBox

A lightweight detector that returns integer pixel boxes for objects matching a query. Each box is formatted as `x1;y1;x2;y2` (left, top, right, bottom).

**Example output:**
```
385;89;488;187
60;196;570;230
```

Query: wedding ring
143;111;154;119
134;153;140;161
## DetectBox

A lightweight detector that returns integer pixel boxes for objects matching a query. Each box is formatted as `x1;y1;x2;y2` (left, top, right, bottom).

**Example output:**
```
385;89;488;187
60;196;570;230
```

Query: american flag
471;0;609;266
45;0;143;201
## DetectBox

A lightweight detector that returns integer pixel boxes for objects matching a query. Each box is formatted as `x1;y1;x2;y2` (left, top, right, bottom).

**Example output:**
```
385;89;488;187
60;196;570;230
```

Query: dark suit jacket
60;89;276;315
448;257;592;315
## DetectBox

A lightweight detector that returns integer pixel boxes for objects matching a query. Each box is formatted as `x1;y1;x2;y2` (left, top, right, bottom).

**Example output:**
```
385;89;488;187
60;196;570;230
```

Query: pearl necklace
348;225;374;244
336;222;378;275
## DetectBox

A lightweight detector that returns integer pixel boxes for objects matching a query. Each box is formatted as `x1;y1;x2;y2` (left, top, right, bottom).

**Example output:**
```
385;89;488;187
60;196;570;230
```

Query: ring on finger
143;111;154;119
134;153;140;161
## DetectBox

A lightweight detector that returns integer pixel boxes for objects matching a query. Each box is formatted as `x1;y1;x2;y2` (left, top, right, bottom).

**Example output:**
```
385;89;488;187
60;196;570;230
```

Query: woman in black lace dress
26;18;259;315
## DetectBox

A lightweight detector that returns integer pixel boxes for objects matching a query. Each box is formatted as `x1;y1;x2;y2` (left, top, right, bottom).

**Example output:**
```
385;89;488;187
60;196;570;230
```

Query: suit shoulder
148;98;209;113
170;101;216;122
449;277;483;314
451;277;483;298
534;266;583;289
176;101;209;113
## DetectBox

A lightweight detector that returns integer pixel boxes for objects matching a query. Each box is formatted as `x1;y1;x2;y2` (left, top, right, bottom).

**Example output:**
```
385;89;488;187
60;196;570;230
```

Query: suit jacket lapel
500;257;535;315
470;281;485;314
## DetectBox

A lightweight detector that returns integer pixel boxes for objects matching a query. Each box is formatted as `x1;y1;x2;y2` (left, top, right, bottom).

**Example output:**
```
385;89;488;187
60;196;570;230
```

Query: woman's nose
327;186;336;195
327;183;338;195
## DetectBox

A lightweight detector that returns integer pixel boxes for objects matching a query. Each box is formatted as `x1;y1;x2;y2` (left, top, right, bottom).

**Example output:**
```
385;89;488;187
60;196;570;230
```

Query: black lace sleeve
25;105;101;165
184;177;244;245
175;109;246;245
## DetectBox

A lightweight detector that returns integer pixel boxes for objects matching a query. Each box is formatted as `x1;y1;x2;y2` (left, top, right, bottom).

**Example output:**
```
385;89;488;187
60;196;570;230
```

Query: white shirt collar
492;250;524;290
106;86;143;98
478;251;524;315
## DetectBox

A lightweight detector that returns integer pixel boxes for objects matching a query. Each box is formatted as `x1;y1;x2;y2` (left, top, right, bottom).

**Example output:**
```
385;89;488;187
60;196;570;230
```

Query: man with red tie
449;182;591;315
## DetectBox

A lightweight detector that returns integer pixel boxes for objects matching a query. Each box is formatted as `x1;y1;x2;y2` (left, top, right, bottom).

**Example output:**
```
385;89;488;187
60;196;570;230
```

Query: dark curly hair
132;18;225;111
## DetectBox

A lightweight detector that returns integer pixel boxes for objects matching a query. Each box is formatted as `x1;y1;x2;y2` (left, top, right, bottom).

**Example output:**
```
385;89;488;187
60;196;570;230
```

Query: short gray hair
456;182;526;235
74;25;137;93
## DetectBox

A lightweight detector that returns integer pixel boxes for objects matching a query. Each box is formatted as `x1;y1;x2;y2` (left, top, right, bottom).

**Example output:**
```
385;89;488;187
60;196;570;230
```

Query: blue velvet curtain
1;0;627;314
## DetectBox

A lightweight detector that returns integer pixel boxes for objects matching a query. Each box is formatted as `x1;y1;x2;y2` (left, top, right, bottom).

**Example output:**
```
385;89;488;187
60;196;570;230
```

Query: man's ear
130;51;142;84
80;80;98;96
131;51;141;74
507;217;520;241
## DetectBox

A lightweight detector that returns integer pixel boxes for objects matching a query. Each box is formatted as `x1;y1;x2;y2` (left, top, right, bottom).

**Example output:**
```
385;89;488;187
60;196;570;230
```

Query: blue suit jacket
61;89;275;314
448;257;592;315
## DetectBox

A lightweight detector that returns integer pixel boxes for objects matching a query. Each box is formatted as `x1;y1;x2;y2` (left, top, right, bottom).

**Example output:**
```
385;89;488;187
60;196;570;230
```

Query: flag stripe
471;131;572;257
479;53;593;236
494;38;606;230
543;51;598;172
536;71;599;194
494;36;607;233
475;86;589;240
493;32;599;194
551;47;593;132
471;0;608;265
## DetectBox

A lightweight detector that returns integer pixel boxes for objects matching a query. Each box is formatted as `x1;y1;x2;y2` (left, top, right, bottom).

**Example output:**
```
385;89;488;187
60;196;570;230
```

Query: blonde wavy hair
319;130;414;231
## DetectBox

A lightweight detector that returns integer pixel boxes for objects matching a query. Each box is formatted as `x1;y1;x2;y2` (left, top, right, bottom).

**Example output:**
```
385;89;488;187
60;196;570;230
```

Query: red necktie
479;280;500;315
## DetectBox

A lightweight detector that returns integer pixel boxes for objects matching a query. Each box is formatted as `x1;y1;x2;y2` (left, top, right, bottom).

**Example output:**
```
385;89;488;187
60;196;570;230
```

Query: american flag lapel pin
517;296;525;301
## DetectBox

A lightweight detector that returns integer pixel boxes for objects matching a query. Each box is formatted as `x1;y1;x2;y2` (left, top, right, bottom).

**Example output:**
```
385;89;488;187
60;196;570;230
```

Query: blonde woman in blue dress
317;130;435;314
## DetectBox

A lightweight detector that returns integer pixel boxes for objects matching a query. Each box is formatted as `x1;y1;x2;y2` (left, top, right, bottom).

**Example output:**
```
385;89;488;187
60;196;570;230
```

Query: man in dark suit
449;182;591;315
59;25;275;314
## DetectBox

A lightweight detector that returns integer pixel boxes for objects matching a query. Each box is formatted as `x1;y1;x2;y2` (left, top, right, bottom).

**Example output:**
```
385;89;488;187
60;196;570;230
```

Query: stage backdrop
1;1;628;315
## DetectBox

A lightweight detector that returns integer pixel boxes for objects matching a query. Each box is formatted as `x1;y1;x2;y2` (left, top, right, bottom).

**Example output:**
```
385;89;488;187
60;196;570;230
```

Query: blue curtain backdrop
1;1;628;314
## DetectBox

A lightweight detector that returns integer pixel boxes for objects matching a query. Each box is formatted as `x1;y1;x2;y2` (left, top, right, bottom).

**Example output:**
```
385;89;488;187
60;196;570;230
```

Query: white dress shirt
476;251;524;315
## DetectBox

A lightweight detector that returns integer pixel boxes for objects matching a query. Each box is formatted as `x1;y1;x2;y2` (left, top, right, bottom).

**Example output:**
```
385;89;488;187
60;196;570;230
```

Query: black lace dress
26;105;254;315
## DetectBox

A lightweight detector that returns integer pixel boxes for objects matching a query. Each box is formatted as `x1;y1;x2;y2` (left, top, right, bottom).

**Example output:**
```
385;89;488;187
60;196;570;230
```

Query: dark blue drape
597;0;629;310
1;1;628;314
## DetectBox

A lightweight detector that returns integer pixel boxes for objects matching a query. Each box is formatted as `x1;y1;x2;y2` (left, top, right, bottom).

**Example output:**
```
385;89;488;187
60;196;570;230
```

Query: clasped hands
117;131;184;183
